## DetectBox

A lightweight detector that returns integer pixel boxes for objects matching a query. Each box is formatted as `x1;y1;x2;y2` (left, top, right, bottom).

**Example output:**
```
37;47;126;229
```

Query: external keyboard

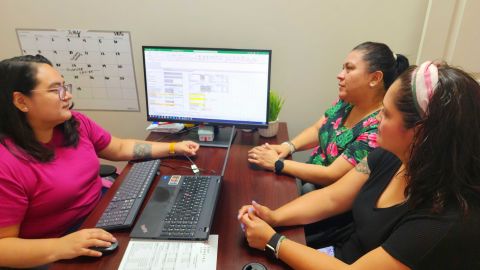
95;159;161;230
160;175;211;238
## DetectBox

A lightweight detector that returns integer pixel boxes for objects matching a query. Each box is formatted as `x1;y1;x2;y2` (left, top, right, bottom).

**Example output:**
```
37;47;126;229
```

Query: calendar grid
16;29;140;111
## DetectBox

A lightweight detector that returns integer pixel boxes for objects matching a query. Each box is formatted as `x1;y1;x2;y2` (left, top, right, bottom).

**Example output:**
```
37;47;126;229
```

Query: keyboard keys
96;159;160;230
160;176;212;238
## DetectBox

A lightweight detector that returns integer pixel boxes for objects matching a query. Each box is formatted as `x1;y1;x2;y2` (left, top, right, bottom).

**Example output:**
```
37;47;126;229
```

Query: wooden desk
51;123;305;270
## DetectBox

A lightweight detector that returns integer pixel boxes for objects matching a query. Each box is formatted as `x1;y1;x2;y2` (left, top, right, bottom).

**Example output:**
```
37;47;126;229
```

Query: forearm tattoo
355;158;371;174
133;143;153;159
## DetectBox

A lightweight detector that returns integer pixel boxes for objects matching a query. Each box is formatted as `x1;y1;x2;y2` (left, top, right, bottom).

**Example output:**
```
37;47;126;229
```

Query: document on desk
118;235;218;270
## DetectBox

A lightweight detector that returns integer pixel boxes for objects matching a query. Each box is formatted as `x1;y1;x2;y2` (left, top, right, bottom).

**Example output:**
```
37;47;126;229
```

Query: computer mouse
90;241;119;255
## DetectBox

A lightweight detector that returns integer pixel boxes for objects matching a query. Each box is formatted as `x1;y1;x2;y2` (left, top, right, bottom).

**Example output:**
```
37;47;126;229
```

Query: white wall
417;0;480;82
0;0;428;166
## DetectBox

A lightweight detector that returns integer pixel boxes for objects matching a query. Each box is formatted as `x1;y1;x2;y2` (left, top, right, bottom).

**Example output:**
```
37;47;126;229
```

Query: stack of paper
146;122;184;133
118;235;218;270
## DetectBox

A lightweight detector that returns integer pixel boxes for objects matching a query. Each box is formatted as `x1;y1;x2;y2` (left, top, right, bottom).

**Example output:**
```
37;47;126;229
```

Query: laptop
130;174;222;240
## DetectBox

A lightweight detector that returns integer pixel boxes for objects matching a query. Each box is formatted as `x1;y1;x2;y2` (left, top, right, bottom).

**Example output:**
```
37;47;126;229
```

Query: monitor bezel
142;45;272;129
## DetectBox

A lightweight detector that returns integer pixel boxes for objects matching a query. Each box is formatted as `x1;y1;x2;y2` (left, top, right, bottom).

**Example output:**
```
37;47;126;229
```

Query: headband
411;61;438;116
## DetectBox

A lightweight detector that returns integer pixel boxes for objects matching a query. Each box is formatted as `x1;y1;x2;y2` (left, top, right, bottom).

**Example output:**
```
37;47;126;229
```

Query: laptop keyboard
95;159;160;230
161;175;211;237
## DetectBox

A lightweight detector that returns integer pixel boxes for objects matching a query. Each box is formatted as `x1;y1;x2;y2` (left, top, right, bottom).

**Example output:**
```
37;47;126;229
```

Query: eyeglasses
30;84;72;101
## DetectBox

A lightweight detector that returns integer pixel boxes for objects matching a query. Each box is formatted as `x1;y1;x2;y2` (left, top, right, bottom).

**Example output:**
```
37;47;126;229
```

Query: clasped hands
237;201;278;250
247;143;290;171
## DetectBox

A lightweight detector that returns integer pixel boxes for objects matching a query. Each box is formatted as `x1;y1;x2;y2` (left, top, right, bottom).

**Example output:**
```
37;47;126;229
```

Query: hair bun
394;54;409;76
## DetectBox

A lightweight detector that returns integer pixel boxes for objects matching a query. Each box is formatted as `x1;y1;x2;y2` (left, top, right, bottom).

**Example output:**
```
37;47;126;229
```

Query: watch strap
265;233;282;259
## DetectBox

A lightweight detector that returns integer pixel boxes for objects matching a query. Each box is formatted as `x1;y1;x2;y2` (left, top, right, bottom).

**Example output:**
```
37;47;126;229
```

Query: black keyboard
161;175;211;238
96;159;161;230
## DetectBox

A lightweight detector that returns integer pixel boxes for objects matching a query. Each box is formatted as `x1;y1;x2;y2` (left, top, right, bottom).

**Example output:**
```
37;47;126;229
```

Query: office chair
99;164;118;178
99;164;118;188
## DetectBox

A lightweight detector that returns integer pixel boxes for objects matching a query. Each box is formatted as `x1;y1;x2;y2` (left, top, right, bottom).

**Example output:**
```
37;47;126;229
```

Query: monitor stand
183;126;236;148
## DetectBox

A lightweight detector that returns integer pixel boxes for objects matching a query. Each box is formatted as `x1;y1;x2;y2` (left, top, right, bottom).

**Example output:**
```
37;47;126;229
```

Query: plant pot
258;120;279;137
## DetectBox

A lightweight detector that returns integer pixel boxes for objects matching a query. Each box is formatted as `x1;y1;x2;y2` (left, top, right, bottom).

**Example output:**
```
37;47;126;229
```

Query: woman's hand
175;140;200;156
239;206;276;250
238;201;278;226
247;144;281;171
249;143;290;158
270;143;292;158
55;228;116;260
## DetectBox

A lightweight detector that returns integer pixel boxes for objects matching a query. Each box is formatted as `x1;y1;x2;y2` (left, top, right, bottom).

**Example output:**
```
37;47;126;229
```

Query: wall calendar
16;29;139;111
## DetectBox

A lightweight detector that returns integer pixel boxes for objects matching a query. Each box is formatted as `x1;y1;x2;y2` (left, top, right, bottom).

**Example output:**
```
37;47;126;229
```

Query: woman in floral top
248;42;409;194
310;98;379;167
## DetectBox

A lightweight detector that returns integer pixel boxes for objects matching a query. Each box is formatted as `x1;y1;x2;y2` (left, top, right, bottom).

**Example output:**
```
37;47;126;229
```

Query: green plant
268;90;285;122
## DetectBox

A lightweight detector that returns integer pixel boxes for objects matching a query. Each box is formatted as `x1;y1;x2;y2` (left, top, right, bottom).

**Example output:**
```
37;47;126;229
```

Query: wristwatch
274;159;284;174
265;233;286;259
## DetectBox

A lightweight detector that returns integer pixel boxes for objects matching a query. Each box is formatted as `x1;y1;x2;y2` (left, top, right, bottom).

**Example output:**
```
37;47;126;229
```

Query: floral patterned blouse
307;99;379;166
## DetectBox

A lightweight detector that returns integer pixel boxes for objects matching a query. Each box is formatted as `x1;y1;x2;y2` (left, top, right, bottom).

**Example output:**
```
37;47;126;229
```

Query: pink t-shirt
0;111;111;238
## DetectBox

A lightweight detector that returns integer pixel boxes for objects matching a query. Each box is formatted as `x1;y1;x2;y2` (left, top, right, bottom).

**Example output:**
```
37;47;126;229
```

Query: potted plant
258;90;285;137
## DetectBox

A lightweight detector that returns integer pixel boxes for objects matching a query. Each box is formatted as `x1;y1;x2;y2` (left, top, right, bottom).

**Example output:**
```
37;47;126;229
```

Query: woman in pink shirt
0;54;199;268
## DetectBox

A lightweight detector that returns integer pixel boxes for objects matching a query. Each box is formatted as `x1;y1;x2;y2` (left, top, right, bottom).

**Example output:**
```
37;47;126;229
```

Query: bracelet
281;141;296;155
275;235;286;259
169;142;176;155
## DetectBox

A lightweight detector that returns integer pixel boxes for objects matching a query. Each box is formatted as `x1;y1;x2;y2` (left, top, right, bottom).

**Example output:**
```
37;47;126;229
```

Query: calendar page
16;29;139;111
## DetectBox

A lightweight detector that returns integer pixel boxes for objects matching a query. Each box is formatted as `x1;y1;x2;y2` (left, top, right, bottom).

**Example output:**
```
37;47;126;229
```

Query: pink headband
411;61;438;116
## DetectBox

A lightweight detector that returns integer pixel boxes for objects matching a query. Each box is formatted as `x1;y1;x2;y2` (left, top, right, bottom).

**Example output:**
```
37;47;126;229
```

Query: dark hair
0;54;79;162
395;64;480;215
353;41;410;90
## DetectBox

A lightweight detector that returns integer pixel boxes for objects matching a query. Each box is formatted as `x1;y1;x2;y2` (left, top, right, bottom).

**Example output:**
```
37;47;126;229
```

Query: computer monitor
142;46;272;147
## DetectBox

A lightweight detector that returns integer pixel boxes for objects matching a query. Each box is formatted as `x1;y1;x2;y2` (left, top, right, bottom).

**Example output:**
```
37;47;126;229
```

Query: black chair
99;164;118;182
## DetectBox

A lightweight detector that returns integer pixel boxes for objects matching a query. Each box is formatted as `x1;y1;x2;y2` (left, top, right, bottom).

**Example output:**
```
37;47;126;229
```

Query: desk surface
51;123;305;270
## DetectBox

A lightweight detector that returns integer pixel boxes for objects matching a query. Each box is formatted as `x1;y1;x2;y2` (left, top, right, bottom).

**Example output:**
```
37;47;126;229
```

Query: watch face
275;159;284;174
265;243;276;258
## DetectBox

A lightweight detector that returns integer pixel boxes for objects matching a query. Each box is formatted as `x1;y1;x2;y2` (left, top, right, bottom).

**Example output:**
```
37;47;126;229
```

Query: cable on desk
160;160;217;175
184;154;200;175
154;124;233;176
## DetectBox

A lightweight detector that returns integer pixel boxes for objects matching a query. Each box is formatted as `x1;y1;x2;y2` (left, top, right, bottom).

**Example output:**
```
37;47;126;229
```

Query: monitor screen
142;46;272;128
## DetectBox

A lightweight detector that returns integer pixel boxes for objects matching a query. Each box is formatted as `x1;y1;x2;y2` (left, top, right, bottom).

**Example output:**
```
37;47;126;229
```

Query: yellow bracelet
169;142;176;155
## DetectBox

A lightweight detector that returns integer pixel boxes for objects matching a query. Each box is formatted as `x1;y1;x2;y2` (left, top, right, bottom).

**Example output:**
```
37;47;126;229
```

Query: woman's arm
239;159;370;227
98;136;199;161
248;143;354;186
0;225;115;268
283;155;354;186
273;161;369;226
277;240;410;270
